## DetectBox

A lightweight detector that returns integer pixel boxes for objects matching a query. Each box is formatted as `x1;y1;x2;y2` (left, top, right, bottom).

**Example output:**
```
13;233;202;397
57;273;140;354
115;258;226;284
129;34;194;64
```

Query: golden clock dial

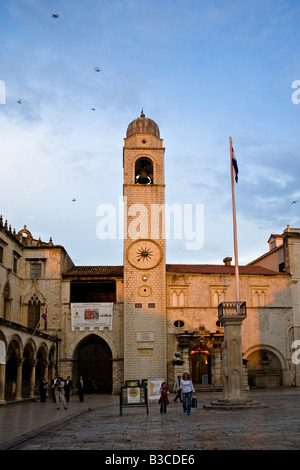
127;239;162;269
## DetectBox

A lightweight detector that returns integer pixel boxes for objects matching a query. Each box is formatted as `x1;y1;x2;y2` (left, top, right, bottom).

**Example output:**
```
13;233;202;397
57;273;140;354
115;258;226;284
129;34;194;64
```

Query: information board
120;386;148;415
125;380;140;387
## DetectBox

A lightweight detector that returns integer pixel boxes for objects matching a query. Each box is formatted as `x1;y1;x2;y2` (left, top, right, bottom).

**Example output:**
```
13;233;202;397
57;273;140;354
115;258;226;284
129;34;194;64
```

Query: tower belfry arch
135;157;153;184
123;112;167;381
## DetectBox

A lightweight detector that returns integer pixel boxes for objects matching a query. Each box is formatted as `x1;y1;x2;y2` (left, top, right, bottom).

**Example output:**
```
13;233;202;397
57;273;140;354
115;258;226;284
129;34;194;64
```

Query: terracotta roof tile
63;263;282;278
63;266;123;278
166;264;281;275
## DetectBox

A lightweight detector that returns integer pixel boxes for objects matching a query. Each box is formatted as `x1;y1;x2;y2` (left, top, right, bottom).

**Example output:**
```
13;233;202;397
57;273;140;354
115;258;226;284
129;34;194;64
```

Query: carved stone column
16;357;24;401
0;363;6;403
178;337;190;376
212;344;223;388
221;315;247;401
243;364;250;391
171;352;184;386
29;359;38;399
204;303;267;409
44;361;50;383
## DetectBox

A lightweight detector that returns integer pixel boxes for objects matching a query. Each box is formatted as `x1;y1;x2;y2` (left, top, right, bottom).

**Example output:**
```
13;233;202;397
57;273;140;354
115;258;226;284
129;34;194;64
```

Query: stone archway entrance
73;334;112;393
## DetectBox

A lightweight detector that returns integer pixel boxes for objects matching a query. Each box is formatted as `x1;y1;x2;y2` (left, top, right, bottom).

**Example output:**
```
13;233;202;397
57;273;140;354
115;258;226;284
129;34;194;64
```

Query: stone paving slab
1;388;300;451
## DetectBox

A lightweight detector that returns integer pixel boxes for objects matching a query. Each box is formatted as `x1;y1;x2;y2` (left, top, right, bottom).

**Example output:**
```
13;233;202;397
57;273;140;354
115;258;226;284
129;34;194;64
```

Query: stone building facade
0;113;300;403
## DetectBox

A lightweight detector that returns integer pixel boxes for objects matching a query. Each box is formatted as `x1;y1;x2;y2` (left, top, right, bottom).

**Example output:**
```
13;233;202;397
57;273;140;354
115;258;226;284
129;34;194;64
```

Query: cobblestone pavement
1;388;300;451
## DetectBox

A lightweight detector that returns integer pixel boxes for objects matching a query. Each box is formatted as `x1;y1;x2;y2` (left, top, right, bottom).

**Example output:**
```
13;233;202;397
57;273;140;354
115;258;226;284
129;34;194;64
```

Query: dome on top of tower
126;111;160;138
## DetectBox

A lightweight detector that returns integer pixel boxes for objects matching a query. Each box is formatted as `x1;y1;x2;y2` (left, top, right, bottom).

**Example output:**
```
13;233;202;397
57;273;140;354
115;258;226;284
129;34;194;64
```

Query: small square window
13;251;21;274
30;263;42;279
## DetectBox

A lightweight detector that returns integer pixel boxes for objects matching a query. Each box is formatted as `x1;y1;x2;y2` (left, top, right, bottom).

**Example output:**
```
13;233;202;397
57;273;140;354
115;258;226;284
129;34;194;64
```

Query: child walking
158;382;169;413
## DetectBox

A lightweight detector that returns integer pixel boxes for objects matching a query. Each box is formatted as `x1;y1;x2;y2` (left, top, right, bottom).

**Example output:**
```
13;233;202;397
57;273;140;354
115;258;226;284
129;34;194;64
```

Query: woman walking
180;373;195;415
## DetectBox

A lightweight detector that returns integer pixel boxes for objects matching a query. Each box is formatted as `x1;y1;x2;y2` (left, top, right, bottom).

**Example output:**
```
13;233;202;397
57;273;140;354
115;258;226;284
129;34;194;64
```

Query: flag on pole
42;305;48;331
231;143;239;183
229;137;240;313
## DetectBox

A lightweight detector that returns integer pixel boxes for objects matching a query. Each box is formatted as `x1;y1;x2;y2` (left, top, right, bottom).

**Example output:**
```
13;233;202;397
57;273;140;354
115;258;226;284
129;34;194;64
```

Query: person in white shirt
52;377;67;410
180;372;195;415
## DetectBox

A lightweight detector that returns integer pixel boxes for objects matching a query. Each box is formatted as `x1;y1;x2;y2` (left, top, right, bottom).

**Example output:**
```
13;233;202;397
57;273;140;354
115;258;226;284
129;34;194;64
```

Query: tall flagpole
230;137;240;314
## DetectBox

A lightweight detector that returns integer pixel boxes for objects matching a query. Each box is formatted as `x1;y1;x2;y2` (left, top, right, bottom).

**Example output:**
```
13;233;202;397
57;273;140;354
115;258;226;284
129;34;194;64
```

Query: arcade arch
22;341;36;397
1;332;57;402
5;337;22;399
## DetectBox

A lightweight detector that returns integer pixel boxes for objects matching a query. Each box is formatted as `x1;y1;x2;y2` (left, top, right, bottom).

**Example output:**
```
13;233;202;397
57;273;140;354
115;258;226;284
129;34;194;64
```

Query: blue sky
0;0;299;266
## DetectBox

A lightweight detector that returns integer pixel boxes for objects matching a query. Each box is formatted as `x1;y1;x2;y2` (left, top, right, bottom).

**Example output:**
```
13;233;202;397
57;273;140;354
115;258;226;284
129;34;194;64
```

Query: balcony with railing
218;301;247;321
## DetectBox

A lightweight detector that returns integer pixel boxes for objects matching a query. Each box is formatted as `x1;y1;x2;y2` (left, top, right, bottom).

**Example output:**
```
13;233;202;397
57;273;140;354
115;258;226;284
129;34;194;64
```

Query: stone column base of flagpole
203;308;268;410
203;398;268;410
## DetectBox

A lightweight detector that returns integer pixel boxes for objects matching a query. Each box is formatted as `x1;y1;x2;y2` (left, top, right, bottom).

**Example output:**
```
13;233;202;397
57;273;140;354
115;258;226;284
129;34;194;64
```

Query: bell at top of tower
126;111;160;138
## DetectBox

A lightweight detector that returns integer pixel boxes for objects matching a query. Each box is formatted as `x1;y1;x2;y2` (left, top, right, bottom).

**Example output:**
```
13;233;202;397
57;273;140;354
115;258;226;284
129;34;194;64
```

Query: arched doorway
191;346;211;385
73;334;112;393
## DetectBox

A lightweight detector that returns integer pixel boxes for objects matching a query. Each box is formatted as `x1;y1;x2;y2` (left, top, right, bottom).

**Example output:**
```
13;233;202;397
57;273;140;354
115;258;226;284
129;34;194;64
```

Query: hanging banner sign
71;303;113;331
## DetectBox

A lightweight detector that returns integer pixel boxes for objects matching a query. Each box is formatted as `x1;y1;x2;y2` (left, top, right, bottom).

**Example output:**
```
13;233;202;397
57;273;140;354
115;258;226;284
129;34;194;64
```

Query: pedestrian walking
180;372;195;415
158;382;169;413
76;376;85;402
52;376;67;410
50;375;58;402
64;376;73;402
39;377;48;402
173;375;182;402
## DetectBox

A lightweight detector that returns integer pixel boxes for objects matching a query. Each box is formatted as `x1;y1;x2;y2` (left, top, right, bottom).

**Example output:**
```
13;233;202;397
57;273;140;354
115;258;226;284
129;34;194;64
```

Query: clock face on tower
127;239;163;269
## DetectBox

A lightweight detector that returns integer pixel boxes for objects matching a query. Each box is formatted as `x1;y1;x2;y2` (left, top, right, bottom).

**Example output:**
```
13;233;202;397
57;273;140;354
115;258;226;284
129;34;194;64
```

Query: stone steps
194;385;223;392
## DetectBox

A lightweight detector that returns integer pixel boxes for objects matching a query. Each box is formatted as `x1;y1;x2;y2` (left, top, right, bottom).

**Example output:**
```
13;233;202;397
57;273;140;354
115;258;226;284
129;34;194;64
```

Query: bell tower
123;111;167;381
